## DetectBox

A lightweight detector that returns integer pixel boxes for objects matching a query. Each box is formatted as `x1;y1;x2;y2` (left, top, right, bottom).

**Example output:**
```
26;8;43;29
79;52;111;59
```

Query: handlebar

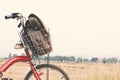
5;13;26;28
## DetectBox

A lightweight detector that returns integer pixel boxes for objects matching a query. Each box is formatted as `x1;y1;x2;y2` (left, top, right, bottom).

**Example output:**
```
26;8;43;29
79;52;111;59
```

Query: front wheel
24;64;70;80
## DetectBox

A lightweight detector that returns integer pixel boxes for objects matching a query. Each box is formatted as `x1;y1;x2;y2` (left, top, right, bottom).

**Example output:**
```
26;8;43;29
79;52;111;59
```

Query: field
0;60;120;80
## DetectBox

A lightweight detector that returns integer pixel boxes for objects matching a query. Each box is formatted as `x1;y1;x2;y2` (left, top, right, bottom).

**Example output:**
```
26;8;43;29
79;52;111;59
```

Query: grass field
0;60;120;80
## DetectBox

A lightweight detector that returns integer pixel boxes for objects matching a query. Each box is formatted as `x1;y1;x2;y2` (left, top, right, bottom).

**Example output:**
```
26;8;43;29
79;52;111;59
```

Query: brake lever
18;22;21;28
12;13;19;16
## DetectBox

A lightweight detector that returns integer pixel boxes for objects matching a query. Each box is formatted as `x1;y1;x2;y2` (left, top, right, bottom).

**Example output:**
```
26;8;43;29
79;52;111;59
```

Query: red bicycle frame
0;49;41;80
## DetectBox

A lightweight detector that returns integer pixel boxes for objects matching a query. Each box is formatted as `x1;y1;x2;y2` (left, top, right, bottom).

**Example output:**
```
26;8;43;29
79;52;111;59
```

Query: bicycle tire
24;64;70;80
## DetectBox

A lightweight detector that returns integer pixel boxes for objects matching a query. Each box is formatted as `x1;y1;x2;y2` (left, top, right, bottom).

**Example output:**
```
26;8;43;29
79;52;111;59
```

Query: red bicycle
0;13;70;80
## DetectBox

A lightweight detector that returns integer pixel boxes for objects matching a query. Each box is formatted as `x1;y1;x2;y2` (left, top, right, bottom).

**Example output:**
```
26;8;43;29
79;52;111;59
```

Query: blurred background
0;0;120;59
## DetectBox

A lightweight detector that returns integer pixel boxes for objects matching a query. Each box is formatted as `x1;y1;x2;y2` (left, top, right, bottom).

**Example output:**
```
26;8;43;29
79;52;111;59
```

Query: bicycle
0;13;70;80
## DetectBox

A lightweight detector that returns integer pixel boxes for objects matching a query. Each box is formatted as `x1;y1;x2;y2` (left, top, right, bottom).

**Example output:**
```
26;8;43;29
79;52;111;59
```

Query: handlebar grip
5;15;13;19
5;13;19;19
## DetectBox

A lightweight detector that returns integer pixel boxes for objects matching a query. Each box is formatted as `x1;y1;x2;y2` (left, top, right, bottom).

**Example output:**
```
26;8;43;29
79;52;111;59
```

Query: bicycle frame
1;13;53;80
0;49;41;80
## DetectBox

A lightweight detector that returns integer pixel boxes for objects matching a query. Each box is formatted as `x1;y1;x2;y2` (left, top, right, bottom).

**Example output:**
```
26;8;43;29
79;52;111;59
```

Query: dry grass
0;60;120;80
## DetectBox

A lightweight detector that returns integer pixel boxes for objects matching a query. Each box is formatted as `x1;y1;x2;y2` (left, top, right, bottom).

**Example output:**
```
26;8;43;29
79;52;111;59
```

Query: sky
0;0;120;58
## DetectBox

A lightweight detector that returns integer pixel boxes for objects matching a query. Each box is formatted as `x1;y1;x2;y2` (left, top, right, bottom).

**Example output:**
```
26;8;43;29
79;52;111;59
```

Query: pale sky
0;0;120;58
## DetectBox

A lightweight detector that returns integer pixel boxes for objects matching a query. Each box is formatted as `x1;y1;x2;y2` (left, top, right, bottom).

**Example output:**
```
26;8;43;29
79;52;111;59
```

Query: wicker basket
21;29;52;57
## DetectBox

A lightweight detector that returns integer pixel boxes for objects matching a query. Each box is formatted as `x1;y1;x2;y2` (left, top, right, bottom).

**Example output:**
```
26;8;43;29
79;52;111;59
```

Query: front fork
24;49;41;80
29;61;41;80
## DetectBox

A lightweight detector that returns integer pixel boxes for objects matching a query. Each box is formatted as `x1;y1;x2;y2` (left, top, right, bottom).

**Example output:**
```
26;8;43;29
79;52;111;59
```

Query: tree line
6;53;120;63
37;56;119;63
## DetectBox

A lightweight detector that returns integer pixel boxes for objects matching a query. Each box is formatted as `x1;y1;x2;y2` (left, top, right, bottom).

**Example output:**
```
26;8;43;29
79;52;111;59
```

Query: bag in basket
22;14;52;56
